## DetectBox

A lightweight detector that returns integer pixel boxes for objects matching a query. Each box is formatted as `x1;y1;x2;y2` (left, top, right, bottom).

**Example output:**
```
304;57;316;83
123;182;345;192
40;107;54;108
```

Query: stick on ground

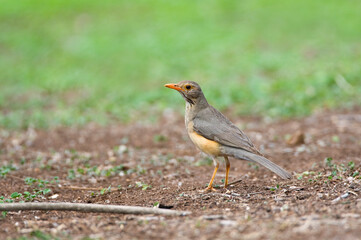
0;202;191;216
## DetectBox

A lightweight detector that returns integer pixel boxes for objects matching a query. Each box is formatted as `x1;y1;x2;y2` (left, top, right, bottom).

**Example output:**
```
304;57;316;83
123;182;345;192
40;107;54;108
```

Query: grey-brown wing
192;106;261;155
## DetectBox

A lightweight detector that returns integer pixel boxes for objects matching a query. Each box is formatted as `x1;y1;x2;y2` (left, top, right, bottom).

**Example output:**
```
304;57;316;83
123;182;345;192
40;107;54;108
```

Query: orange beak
164;83;184;92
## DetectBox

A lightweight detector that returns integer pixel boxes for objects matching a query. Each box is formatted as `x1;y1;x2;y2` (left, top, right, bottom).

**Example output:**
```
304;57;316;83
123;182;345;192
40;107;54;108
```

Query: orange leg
224;156;230;188
204;161;219;192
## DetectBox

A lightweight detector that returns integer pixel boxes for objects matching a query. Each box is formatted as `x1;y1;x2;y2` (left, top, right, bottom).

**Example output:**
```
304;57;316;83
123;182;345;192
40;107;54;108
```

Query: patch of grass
67;164;146;179
0;164;18;178
324;158;360;180
0;177;57;203
1;1;361;128
297;158;360;182
0;177;58;202
25;176;59;188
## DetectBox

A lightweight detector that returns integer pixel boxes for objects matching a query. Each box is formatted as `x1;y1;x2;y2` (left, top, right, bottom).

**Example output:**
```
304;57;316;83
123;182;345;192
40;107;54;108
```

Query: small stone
117;145;128;156
49;194;59;199
287;130;305;146
219;220;237;227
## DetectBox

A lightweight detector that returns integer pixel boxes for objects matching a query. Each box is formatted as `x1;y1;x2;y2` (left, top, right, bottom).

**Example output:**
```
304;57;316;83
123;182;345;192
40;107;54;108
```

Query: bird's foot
202;186;217;193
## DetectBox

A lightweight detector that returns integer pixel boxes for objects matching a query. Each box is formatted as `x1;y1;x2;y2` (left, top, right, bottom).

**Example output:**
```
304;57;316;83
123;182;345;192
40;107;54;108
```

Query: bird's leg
224;156;230;188
204;158;219;192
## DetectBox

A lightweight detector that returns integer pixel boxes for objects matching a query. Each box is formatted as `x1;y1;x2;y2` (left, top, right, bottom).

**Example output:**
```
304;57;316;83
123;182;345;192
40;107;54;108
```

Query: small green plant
100;185;112;195
325;157;334;167
30;230;58;240
269;184;280;191
0;195;13;203
67;169;76;179
135;181;151;190
23;191;37;201
153;134;167;143
296;171;316;180
348;161;355;171
248;162;259;170
103;165;128;177
0;164;17;178
331;135;340;143
136;165;147;175
10;192;22;199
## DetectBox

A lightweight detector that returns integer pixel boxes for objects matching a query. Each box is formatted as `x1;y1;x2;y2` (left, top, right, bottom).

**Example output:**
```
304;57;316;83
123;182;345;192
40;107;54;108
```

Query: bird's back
189;103;261;155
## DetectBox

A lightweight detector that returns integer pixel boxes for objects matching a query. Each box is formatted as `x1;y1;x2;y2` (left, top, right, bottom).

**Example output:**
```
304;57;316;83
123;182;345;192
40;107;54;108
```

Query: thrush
165;81;292;191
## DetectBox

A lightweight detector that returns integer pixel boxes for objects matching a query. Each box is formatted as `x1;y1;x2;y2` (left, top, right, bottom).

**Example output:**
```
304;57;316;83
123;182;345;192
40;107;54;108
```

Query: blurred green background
1;0;360;129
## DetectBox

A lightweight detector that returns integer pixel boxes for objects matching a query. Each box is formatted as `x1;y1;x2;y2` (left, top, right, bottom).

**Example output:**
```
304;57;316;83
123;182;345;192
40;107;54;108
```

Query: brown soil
0;109;360;240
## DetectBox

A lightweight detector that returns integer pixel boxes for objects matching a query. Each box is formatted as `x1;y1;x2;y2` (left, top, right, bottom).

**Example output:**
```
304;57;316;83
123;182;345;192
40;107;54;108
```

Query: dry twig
0;202;191;216
226;179;243;187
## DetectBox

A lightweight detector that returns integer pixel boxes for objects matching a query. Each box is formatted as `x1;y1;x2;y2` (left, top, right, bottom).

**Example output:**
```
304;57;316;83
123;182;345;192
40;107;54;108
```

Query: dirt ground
0;108;360;240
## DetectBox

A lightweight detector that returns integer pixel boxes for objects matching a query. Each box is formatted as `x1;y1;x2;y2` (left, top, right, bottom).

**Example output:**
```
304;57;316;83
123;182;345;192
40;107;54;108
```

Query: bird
164;81;292;191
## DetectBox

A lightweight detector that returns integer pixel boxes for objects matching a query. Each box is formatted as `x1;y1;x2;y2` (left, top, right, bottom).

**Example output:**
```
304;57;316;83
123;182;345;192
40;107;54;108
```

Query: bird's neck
185;95;209;119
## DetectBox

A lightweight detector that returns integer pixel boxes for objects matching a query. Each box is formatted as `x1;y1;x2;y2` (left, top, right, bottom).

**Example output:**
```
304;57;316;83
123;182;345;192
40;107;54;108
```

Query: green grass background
1;0;360;128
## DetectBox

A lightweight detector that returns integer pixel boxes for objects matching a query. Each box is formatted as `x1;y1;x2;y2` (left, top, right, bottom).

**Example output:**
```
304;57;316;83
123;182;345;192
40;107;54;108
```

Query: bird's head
164;81;205;105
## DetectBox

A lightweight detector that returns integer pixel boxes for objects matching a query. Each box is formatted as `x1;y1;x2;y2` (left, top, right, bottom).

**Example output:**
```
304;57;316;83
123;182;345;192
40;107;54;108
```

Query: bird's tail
220;146;292;179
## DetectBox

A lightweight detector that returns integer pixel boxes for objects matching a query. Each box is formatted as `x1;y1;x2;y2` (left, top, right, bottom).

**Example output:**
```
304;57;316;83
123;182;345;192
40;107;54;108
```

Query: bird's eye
185;85;191;90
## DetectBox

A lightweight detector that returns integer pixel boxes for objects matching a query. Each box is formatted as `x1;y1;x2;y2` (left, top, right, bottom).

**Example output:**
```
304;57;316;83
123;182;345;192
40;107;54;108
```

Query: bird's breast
186;121;221;156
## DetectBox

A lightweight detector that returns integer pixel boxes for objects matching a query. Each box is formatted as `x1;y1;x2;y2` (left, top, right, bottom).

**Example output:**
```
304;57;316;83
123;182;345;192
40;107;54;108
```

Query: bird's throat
180;92;195;105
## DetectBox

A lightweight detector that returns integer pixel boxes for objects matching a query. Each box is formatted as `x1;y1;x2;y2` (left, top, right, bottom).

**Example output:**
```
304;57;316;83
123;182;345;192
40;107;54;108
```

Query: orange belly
188;129;221;156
